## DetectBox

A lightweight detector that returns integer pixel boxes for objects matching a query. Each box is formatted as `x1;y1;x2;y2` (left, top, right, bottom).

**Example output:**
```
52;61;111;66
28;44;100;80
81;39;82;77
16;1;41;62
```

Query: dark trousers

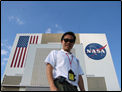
54;79;78;91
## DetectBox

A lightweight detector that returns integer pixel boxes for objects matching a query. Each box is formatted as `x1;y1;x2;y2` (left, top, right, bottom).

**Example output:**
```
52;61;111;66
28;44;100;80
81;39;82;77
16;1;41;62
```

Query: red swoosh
95;44;107;51
90;44;107;57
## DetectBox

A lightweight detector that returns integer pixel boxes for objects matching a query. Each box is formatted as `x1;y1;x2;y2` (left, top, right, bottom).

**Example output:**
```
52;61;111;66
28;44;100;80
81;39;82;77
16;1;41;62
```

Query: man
45;32;85;91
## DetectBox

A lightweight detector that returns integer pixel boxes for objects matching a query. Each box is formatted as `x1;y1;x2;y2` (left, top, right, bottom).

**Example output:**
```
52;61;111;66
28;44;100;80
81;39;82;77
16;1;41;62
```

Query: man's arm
46;63;58;91
78;75;85;91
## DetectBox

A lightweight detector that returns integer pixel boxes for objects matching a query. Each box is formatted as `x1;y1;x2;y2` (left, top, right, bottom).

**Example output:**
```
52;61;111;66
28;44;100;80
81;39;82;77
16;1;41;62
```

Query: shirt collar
61;49;72;54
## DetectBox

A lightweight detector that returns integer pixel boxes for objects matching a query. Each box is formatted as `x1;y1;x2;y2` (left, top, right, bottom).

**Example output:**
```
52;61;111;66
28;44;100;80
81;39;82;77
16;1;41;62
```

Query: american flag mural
10;35;39;68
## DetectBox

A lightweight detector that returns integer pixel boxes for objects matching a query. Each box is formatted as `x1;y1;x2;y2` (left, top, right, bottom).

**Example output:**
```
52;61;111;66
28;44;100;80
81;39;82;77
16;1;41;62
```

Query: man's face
61;34;75;52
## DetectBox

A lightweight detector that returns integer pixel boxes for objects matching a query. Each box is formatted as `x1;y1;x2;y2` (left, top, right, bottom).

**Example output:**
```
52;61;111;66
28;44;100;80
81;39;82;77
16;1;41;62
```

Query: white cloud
54;24;65;33
1;41;12;52
45;28;52;33
3;57;9;61
1;61;5;66
16;17;24;25
56;30;65;33
8;16;14;21
1;49;8;56
1;43;3;47
7;46;12;51
8;16;24;25
1;59;8;66
45;24;64;34
55;24;58;28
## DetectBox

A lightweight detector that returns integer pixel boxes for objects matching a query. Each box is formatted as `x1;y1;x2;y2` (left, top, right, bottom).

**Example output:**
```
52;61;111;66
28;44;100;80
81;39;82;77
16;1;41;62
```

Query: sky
1;1;121;89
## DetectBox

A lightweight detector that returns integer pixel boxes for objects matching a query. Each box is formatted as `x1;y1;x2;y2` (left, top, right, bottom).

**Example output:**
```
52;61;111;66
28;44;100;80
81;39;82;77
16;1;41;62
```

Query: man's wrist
81;88;85;91
50;83;56;87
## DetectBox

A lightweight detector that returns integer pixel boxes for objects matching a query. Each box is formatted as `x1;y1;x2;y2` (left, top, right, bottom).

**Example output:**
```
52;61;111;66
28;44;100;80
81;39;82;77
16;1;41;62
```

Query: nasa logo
85;43;107;60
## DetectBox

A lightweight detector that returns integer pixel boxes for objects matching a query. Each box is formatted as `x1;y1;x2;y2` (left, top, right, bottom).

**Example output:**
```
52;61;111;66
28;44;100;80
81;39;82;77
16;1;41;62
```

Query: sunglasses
63;38;74;43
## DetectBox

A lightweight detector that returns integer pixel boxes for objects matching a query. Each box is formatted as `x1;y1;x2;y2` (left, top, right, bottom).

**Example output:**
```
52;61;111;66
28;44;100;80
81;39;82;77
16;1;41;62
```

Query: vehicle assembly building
1;33;120;91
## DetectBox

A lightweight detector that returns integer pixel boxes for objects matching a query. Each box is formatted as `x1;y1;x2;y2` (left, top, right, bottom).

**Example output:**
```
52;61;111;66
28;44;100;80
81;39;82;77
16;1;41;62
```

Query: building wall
1;86;20;91
87;77;107;91
31;48;57;86
41;33;80;44
79;34;120;91
3;34;42;77
1;33;120;91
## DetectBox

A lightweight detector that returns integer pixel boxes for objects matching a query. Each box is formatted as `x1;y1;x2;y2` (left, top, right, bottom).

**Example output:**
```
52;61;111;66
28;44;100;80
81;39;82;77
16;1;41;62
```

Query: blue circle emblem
85;43;107;60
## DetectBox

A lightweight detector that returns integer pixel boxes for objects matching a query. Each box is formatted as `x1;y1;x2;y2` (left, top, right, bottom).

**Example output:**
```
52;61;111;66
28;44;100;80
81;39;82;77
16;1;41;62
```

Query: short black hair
61;31;76;42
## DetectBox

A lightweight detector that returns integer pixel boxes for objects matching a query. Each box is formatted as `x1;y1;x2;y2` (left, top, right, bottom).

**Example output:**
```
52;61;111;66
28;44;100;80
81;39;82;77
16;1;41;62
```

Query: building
1;33;120;91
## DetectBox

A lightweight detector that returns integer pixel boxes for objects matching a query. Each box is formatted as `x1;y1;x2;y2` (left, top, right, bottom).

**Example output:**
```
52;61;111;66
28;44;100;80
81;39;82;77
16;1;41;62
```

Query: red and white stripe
10;35;39;68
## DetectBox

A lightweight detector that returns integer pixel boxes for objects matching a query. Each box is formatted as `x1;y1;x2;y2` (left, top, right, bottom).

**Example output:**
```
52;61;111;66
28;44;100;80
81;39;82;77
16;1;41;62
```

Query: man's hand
46;63;58;91
50;85;58;91
78;75;85;91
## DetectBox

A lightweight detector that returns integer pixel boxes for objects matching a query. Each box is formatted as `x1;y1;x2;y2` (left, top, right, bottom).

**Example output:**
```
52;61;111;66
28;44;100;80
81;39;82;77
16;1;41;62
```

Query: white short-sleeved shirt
45;49;84;87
